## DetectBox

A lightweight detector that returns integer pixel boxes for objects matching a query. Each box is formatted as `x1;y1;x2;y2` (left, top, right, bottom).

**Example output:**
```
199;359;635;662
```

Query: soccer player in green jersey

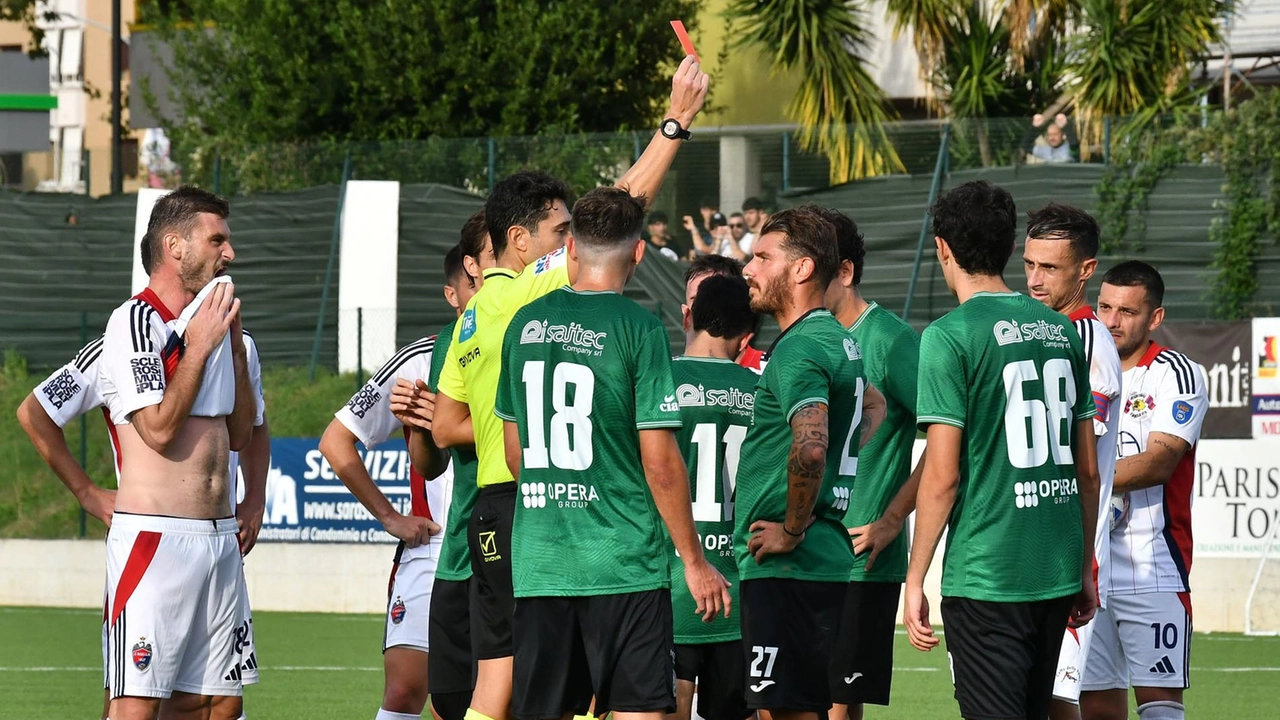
903;180;1101;720
432;57;712;720
495;188;730;720
735;206;885;720
817;208;922;720
669;274;760;720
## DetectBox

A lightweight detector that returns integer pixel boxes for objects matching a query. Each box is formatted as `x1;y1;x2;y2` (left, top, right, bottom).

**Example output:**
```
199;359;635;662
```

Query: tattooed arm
1113;432;1190;493
747;402;830;562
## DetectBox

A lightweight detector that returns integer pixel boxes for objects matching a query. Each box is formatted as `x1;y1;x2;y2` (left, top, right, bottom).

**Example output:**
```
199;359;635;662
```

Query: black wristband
783;525;804;538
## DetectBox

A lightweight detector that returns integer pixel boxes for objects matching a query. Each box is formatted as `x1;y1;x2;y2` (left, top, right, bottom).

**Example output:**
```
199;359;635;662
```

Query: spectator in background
686;210;736;258
743;196;769;238
645;211;682;262
729;212;754;256
1024;113;1076;164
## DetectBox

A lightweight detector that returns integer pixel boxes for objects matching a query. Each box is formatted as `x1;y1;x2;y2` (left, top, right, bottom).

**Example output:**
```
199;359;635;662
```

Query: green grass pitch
1;606;1277;719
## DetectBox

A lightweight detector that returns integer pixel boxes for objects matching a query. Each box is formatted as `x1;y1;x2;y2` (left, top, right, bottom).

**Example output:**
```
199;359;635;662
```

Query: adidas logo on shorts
1149;655;1176;675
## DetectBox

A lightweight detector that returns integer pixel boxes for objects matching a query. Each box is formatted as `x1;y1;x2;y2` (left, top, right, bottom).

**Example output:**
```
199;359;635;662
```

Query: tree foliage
148;0;697;189
1;0;54;55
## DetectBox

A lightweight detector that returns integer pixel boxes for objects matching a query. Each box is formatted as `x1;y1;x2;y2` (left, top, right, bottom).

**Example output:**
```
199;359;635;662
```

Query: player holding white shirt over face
1021;203;1123;720
97;186;256;720
1082;261;1208;720
17;326;269;720
319;246;479;720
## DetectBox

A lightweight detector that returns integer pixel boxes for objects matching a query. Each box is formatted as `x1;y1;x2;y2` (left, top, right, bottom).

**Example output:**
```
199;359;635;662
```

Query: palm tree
728;0;904;182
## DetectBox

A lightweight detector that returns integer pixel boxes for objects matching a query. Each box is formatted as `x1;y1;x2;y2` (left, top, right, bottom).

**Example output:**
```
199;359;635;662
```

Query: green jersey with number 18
734;309;869;583
427;318;481;582
495;287;683;598
669;356;757;644
916;292;1096;602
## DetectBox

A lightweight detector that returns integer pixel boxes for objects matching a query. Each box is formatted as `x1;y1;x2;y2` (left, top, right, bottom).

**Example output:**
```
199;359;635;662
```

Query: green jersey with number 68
669;356;757;644
916;292;1096;602
495;287;683;598
427;318;481;582
734;309;868;583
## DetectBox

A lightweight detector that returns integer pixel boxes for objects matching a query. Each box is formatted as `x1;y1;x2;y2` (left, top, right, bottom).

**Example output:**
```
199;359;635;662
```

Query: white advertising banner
1188;439;1279;558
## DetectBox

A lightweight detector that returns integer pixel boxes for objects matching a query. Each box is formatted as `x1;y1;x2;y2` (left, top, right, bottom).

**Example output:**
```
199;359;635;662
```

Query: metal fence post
633;132;643;164
487;137;497;192
356;307;364;389
78;310;88;538
309;151;353;381
1103;117;1112;165
902;124;951;321
213;154;222;195
81;148;90;196
782;131;792;192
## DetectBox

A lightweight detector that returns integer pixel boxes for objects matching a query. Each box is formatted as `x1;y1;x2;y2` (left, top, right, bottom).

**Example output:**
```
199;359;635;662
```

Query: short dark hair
683;254;743;286
647;211;668;225
141;186;230;273
459;209;487;261
569;187;646;251
759;205;840;287
929;180;1017;277
485;170;570;260
691;274;757;340
742;196;766;212
1102;260;1165;307
444;245;468;284
815;207;866;285
1026;203;1100;260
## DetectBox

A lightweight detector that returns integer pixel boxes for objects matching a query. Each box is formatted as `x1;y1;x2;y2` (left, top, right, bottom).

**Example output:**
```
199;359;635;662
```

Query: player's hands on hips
1069;575;1099;628
384;512;438;548
848;515;902;572
683;556;732;621
746;520;804;562
669;55;709;126
186;282;238;358
904;583;938;651
390;379;436;430
78;485;116;528
237;497;265;556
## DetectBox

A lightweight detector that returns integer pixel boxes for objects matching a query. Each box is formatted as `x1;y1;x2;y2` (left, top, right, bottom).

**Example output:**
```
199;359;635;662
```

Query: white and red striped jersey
35;326;266;516
1071;306;1122;607
334;336;452;561
1110;341;1208;596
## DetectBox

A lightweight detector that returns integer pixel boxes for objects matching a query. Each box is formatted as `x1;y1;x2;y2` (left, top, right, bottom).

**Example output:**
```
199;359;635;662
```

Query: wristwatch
660;118;692;141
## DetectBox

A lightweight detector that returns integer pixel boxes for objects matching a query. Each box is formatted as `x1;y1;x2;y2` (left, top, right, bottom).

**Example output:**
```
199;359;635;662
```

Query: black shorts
468;484;516;659
941;595;1075;720
512;590;675;720
740;578;846;713
428;577;475;695
829;581;901;706
674;641;750;720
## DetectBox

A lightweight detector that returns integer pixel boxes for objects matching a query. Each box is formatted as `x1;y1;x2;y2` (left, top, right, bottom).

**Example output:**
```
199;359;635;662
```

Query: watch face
662;120;678;137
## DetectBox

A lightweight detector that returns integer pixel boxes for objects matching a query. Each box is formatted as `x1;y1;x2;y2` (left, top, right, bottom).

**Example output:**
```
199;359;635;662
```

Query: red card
670;20;699;62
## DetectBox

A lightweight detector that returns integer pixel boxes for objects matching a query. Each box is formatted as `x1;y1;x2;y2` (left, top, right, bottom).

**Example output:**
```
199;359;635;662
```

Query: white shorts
1082;592;1192;692
384;541;439;653
1052;618;1096;702
105;513;245;699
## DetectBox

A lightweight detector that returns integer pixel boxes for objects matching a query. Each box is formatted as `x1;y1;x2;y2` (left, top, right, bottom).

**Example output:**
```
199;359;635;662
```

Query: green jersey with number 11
916;292;1096;602
495;287;683;598
734;309;869;583
669;356;757;644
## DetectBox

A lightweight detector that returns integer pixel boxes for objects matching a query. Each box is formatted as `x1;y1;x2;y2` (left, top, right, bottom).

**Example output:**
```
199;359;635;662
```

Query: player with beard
734;206;885;720
1083;262;1208;720
98;186;256;720
1020;203;1123;720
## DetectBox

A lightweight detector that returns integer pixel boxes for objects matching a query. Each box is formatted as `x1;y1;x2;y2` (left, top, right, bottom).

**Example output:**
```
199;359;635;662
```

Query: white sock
375;710;421;720
1137;700;1185;720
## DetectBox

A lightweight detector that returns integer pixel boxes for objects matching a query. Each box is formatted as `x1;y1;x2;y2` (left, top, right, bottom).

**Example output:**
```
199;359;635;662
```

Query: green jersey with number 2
916;292;1096;602
734;309;869;583
495;287;683;598
669;356;757;644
